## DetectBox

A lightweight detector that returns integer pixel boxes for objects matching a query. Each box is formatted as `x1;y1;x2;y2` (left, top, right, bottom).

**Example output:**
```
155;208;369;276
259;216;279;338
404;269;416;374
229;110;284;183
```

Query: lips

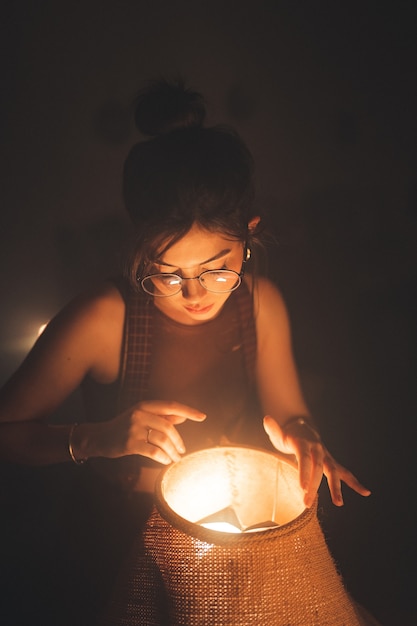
184;304;214;315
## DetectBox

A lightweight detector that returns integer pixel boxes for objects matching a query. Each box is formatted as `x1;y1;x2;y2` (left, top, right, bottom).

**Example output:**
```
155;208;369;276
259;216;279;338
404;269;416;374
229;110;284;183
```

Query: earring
246;248;251;261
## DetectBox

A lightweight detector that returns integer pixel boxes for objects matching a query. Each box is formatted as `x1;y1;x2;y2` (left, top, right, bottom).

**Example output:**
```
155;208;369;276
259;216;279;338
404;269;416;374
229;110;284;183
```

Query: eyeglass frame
137;247;249;297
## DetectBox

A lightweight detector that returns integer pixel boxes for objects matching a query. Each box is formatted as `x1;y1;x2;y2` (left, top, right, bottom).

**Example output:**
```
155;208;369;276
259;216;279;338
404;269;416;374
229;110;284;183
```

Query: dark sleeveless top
82;278;268;459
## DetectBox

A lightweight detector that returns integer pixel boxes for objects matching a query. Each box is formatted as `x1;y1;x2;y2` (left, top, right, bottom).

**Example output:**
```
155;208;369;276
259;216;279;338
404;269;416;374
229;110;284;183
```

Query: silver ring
146;428;153;444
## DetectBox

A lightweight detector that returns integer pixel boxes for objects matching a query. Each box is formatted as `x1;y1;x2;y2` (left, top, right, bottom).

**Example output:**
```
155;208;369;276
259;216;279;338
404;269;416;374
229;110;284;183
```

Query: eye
141;273;183;296
158;274;182;287
209;269;228;280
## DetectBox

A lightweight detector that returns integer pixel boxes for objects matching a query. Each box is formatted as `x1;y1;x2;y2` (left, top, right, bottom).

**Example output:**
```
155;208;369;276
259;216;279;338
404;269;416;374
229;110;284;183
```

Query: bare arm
0;282;205;465
253;277;371;507
0;282;124;463
254;277;311;424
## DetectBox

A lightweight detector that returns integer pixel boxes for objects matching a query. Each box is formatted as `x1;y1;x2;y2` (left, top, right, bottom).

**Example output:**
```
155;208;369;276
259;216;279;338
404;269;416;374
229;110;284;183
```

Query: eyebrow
156;248;232;269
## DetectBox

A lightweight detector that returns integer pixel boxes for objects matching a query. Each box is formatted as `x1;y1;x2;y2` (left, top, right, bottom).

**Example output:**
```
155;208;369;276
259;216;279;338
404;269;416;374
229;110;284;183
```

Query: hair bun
134;78;206;137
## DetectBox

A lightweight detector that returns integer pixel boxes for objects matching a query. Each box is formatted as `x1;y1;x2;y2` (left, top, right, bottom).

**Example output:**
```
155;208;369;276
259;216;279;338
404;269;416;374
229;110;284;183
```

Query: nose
181;277;206;301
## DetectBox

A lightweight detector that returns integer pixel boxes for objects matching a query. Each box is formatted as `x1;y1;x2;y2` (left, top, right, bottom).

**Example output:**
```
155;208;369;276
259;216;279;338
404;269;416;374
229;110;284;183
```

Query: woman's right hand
81;401;207;465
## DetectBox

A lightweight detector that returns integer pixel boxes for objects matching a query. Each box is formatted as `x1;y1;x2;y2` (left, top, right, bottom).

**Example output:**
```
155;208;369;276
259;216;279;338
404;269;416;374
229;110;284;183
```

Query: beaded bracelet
68;423;87;465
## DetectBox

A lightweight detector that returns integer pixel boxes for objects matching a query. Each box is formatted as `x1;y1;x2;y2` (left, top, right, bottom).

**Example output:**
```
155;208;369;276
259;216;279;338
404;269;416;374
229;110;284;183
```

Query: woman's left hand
263;415;371;507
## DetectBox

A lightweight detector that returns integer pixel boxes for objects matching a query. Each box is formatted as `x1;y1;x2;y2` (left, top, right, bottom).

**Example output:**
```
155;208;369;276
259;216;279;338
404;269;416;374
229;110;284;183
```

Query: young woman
0;79;370;622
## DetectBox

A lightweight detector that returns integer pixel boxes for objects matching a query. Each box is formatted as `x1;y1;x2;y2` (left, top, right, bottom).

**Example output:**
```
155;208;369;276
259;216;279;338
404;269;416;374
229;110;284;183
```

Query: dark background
1;1;416;625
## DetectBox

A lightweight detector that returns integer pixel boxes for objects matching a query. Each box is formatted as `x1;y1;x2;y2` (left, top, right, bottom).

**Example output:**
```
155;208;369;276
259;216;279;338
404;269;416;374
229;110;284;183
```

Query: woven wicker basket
103;446;372;625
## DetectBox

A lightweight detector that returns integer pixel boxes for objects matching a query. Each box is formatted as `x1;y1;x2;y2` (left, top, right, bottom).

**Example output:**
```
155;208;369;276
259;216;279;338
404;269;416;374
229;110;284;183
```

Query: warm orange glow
151;448;363;625
158;446;305;534
201;521;242;533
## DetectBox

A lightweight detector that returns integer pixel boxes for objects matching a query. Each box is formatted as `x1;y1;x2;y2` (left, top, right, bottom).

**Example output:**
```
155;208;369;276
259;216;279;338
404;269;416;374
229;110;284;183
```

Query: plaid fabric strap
117;290;154;413
117;283;257;413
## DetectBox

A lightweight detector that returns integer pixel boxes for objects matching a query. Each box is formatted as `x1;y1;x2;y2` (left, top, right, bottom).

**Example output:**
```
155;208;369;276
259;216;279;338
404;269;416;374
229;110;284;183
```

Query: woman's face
147;224;245;325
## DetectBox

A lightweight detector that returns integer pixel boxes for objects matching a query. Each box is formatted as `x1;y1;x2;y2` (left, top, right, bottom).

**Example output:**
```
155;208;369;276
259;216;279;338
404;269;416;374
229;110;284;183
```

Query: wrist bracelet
68;423;87;465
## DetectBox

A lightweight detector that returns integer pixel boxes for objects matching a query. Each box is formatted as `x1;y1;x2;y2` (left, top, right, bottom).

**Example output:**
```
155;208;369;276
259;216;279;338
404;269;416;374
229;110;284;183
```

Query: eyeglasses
138;266;244;297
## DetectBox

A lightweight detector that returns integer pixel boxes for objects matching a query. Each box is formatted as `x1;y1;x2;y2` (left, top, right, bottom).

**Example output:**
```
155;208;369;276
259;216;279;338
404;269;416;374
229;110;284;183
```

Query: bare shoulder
245;275;288;318
19;280;126;387
0;281;127;422
57;280;125;329
42;280;126;382
245;276;291;348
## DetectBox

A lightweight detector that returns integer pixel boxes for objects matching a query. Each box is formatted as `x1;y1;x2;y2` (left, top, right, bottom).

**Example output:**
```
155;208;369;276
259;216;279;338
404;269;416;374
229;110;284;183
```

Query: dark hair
123;79;259;284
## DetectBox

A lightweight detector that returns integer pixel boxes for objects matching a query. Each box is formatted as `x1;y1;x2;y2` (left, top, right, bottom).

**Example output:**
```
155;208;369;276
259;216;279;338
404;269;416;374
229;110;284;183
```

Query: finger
165;413;206;425
326;471;344;507
298;449;312;494
339;468;372;497
296;449;321;508
144;427;182;463
140;400;206;424
263;415;285;449
304;447;324;508
322;453;344;506
128;409;185;458
323;452;372;504
263;415;280;437
142;415;186;458
142;441;176;465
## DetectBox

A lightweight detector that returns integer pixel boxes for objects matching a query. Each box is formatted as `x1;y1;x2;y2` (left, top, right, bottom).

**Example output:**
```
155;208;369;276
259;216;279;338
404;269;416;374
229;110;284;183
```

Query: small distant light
38;323;48;336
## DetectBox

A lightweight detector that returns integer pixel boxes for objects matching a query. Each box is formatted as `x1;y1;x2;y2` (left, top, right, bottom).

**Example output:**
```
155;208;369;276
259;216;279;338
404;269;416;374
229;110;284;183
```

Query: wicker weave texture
102;504;367;625
101;447;372;625
143;504;363;626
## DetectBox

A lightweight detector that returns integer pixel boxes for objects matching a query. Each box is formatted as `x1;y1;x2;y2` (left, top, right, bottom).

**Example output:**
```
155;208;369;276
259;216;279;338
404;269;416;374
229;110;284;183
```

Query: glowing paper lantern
104;446;372;625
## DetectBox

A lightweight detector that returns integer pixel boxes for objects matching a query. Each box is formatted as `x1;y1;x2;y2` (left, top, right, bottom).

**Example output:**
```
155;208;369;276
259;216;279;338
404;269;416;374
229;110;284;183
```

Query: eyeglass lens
141;270;241;296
